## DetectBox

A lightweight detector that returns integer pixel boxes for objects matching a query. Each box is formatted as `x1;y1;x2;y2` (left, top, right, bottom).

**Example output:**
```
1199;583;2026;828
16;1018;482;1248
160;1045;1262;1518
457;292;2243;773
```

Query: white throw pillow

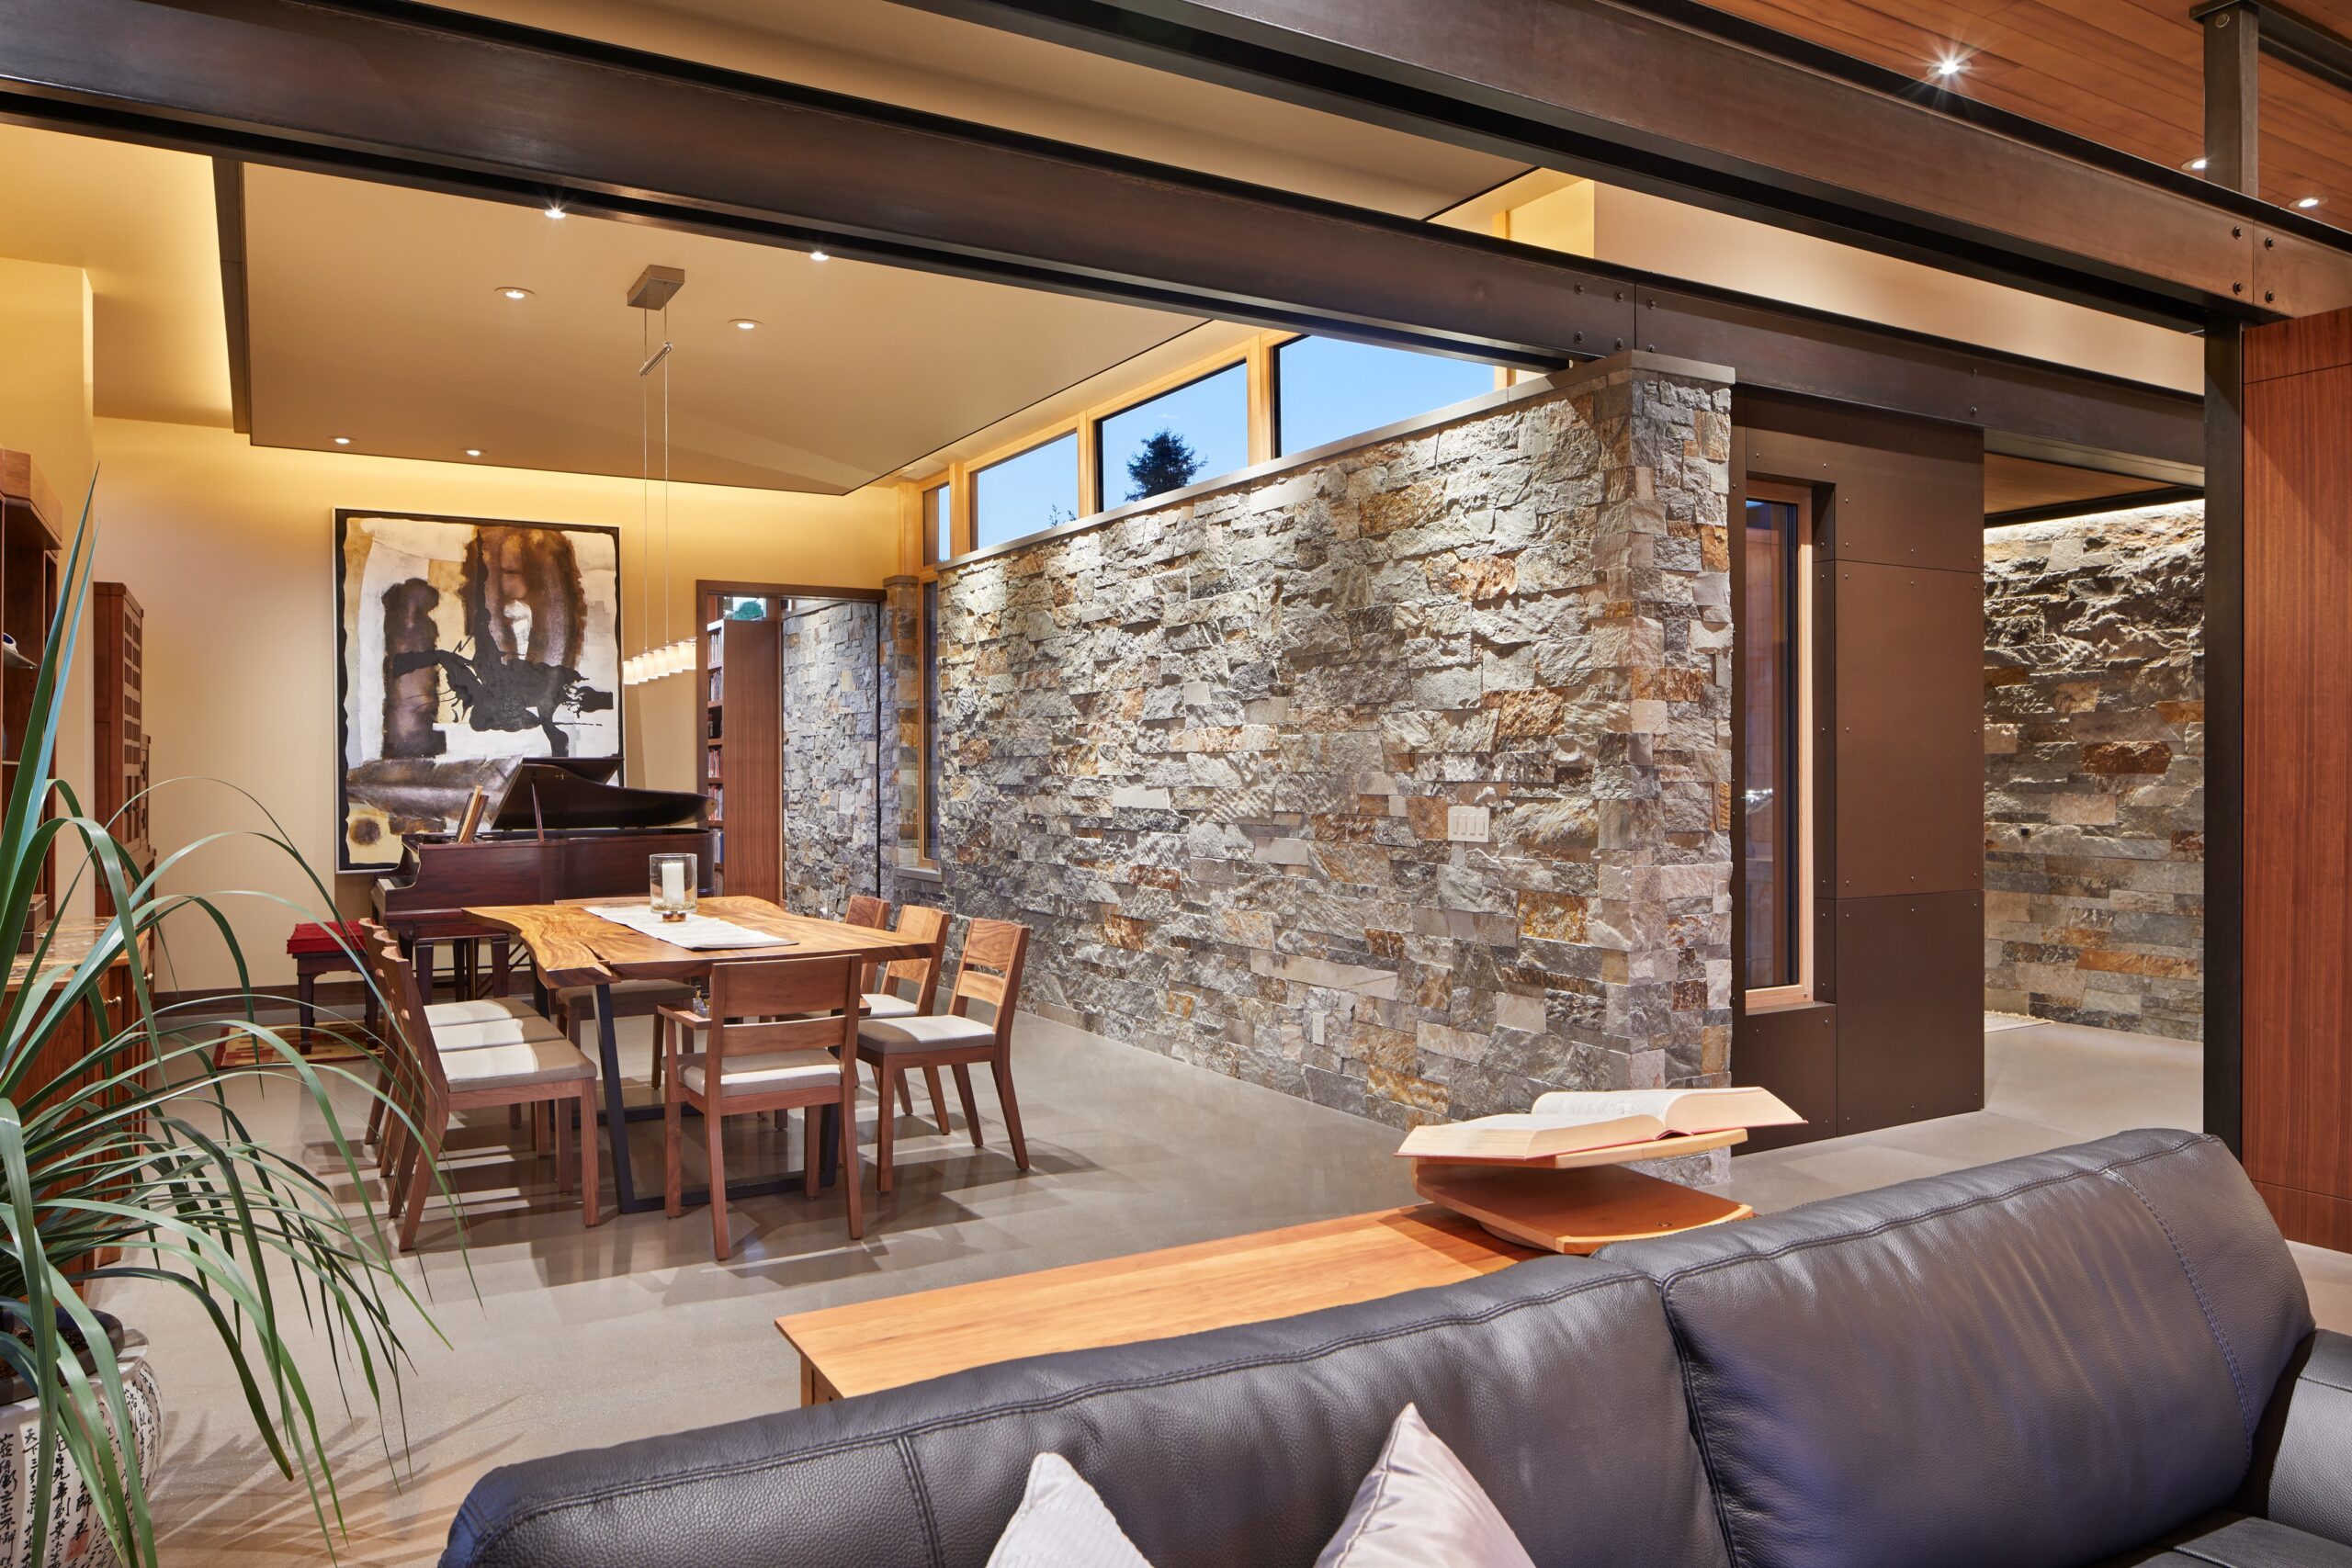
1314;1404;1538;1568
986;1451;1155;1568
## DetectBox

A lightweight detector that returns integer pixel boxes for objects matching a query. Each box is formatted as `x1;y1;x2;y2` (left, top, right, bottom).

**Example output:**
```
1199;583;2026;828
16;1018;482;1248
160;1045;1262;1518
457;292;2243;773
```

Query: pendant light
622;265;695;686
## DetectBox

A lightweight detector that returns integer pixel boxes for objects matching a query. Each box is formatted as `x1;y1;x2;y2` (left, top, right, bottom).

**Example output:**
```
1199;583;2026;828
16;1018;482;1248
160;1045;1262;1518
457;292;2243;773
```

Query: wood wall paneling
1830;559;1987;901
1834;890;1989;1134
2244;312;2352;1247
718;615;785;905
1736;1001;1839;1151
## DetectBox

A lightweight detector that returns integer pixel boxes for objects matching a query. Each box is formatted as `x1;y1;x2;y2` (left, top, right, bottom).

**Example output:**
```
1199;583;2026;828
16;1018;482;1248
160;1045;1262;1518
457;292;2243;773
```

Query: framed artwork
334;510;623;872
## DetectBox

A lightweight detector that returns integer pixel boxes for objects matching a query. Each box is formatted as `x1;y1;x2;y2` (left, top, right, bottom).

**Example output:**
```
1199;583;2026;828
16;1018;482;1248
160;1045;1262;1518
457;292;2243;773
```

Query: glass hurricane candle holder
650;852;698;922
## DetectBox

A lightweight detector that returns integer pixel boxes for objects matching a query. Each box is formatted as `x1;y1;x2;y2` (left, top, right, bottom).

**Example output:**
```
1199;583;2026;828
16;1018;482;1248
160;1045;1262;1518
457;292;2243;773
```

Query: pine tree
1125;428;1202;502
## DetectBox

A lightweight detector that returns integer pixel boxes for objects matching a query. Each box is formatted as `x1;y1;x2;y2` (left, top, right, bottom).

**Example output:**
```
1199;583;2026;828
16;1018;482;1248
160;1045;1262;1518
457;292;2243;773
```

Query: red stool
286;920;379;1053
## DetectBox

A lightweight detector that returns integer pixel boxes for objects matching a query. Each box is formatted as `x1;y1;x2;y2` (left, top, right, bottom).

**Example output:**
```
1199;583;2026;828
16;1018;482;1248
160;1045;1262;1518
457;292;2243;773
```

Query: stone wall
781;597;884;918
1984;501;2204;1040
927;356;1736;1128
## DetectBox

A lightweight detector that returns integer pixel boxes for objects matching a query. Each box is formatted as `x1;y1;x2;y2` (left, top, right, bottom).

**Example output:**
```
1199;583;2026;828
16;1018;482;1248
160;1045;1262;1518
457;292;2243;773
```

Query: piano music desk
468;897;938;1215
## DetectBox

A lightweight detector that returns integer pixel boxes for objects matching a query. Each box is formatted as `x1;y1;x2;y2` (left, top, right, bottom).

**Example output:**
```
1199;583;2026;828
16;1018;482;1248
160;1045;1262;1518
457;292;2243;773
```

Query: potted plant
0;481;425;1566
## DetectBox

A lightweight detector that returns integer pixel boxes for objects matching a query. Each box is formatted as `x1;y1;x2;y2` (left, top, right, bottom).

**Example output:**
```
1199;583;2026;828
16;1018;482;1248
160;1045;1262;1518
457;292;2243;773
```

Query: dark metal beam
2201;3;2262;197
908;0;2352;321
1981;485;2204;529
2203;320;2247;1156
0;0;2201;465
2199;0;2352;104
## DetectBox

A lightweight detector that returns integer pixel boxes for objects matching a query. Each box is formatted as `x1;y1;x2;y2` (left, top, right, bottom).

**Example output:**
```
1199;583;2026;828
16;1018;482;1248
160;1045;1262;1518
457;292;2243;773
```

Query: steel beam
2203;321;2246;1156
2201;4;2262;197
0;0;2198;462
909;0;2352;321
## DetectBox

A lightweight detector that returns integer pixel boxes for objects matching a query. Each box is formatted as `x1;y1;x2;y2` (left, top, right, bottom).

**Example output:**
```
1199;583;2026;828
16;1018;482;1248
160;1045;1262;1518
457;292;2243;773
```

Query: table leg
492;936;513;997
295;965;317;1056
592;982;654;1214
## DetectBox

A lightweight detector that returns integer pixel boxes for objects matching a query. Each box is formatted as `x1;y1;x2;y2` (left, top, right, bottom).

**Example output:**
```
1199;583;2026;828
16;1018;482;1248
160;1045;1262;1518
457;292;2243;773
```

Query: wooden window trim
1741;479;1816;1010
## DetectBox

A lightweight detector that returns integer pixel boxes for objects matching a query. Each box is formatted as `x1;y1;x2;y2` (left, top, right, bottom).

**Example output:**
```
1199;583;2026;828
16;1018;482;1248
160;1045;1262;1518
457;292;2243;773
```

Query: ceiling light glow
729;318;760;331
2186;157;2210;172
497;286;532;300
333;436;351;446
2298;196;2323;209
1933;53;1965;78
544;204;567;220
808;250;831;263
465;448;483;457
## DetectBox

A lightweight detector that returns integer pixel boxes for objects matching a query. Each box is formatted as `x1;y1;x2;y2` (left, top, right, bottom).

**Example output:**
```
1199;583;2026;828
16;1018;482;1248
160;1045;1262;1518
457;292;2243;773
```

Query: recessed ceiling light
544;204;567;220
1932;54;1965;78
729;318;760;331
496;285;532;300
808;249;830;263
2185;156;2210;172
333;436;351;446
2298;196;2323;209
465;448;483;458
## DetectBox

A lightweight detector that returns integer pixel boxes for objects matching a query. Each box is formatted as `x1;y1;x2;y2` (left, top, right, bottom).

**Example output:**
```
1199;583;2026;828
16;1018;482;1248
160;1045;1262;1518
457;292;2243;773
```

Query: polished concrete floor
118;1011;2346;1565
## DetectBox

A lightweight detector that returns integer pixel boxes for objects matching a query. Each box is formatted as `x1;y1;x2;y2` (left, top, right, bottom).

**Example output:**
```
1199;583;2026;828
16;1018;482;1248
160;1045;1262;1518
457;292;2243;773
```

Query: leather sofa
441;1128;2352;1567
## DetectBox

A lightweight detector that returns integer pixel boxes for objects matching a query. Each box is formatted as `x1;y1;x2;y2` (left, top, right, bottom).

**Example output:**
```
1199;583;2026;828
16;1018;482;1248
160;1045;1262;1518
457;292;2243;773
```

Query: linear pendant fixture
623;265;694;687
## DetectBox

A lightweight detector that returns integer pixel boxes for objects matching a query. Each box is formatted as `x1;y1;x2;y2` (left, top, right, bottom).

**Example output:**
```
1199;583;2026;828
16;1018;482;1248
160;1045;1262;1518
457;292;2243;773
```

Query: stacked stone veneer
924;358;1735;1127
781;598;884;918
1984;501;2204;1040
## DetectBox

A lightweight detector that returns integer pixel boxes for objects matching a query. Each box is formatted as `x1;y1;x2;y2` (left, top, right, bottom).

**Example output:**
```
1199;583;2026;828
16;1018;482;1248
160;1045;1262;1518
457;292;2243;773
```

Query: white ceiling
242;166;1206;491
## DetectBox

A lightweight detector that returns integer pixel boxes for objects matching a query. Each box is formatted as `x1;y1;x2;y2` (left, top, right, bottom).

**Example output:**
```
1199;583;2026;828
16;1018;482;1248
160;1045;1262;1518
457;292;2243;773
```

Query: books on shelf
1396;1087;1802;1164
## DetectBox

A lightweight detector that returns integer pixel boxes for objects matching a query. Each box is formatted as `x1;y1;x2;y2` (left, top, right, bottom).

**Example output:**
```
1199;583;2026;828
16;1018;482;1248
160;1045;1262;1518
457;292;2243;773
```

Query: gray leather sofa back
442;1255;1734;1568
1597;1129;2316;1568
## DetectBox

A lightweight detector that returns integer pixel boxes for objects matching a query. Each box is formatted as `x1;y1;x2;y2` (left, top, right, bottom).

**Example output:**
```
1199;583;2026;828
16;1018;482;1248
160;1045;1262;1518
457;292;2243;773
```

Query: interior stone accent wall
928;356;1735;1128
781;598;884;918
1984;501;2204;1040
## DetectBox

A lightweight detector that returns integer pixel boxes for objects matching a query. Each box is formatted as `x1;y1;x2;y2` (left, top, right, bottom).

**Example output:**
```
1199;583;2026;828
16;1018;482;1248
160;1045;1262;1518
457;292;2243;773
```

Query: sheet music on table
584;904;789;951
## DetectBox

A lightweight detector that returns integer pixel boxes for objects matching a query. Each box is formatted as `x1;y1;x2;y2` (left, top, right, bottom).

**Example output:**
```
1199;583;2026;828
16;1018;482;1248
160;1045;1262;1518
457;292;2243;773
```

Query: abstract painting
334;511;622;871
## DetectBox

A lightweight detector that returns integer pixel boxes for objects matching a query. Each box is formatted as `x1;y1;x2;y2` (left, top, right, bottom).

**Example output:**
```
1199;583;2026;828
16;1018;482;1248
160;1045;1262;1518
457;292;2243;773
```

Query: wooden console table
775;1204;1537;1405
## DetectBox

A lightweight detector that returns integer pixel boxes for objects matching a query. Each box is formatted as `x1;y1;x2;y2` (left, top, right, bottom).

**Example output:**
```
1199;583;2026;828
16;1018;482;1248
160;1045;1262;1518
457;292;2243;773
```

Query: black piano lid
486;758;707;833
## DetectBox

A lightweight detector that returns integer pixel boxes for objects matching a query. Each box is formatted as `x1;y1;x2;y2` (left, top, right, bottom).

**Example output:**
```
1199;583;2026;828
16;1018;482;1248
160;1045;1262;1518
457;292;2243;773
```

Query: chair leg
839;1095;865;1242
706;1099;732;1261
578;1085;601;1227
396;1122;444;1252
922;1066;952;1136
952;1065;983;1148
991;1054;1030;1171
554;1095;575;1194
365;1058;390;1148
803;1108;821;1200
875;1069;897;1195
663;1084;685;1221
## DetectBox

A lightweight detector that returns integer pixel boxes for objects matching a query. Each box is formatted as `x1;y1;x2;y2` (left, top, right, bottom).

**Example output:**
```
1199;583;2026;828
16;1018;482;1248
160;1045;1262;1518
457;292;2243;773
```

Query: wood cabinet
0;450;63;914
91;582;152;915
695;587;785;905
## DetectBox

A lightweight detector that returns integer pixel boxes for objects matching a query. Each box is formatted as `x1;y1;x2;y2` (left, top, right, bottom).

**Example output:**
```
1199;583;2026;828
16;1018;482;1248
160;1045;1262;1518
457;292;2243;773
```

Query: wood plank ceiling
1702;0;2352;220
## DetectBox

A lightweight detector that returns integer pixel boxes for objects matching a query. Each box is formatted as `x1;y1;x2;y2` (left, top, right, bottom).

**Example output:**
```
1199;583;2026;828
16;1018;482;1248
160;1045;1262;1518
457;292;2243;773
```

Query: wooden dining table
466;896;939;1215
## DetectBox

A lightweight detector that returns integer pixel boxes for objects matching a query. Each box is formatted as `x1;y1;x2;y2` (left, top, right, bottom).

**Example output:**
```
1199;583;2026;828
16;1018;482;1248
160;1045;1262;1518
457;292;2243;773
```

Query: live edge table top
775;1204;1540;1404
464;896;934;989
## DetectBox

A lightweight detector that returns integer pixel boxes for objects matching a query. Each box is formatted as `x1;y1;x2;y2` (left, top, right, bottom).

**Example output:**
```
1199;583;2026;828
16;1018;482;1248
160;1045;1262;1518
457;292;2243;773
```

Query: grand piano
372;759;711;976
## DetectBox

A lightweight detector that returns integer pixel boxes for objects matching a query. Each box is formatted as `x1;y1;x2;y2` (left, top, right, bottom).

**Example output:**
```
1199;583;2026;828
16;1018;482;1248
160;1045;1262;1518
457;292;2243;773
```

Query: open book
1396;1087;1803;1163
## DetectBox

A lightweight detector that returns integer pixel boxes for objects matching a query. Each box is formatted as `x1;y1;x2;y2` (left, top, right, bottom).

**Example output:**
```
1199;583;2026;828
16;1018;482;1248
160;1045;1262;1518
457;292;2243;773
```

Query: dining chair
864;904;953;1135
364;928;602;1249
358;922;570;1152
854;918;1031;1193
657;954;866;1260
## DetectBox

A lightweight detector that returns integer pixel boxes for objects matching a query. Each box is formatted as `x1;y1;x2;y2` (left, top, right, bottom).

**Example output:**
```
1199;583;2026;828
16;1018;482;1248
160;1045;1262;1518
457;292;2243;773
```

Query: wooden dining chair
855;918;1031;1193
358;922;571;1153
864;903;953;1134
364;929;602;1249
658;954;866;1260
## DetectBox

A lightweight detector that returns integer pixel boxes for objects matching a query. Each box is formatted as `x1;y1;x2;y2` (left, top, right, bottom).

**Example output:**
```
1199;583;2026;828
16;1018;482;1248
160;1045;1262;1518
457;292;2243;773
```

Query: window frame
1741;478;1817;1014
1269;333;1498;460
1091;358;1251;513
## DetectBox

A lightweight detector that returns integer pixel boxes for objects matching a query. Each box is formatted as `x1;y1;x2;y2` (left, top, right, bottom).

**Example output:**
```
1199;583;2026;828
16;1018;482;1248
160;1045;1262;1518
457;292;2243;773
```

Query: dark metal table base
577;979;839;1215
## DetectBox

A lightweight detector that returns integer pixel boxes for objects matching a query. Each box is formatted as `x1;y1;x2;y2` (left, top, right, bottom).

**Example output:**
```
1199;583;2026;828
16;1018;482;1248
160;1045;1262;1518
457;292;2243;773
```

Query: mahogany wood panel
2253;1180;2352;1253
2244;316;2352;1247
718;615;783;903
1831;559;1986;900
1984;453;2176;518
2246;308;2352;382
469;896;927;989
774;1205;1533;1403
1704;0;2352;218
1832;889;1987;1135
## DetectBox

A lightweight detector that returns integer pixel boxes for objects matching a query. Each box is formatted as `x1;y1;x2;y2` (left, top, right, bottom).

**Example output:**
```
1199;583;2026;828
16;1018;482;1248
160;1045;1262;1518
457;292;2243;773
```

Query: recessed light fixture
465;448;483;458
2298;196;2324;209
2185;156;2210;172
1932;53;1965;78
808;249;831;263
729;318;760;331
544;204;567;220
496;285;533;300
333;436;352;446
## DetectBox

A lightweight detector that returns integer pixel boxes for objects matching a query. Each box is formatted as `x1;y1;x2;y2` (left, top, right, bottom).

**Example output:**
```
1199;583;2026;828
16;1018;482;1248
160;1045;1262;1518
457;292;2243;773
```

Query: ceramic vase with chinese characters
0;1315;161;1568
649;852;697;922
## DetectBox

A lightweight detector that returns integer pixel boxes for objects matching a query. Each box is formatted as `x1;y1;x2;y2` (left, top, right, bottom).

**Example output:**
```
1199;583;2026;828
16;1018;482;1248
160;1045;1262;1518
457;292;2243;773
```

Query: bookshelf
695;590;783;902
91;581;152;916
0;451;62;919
